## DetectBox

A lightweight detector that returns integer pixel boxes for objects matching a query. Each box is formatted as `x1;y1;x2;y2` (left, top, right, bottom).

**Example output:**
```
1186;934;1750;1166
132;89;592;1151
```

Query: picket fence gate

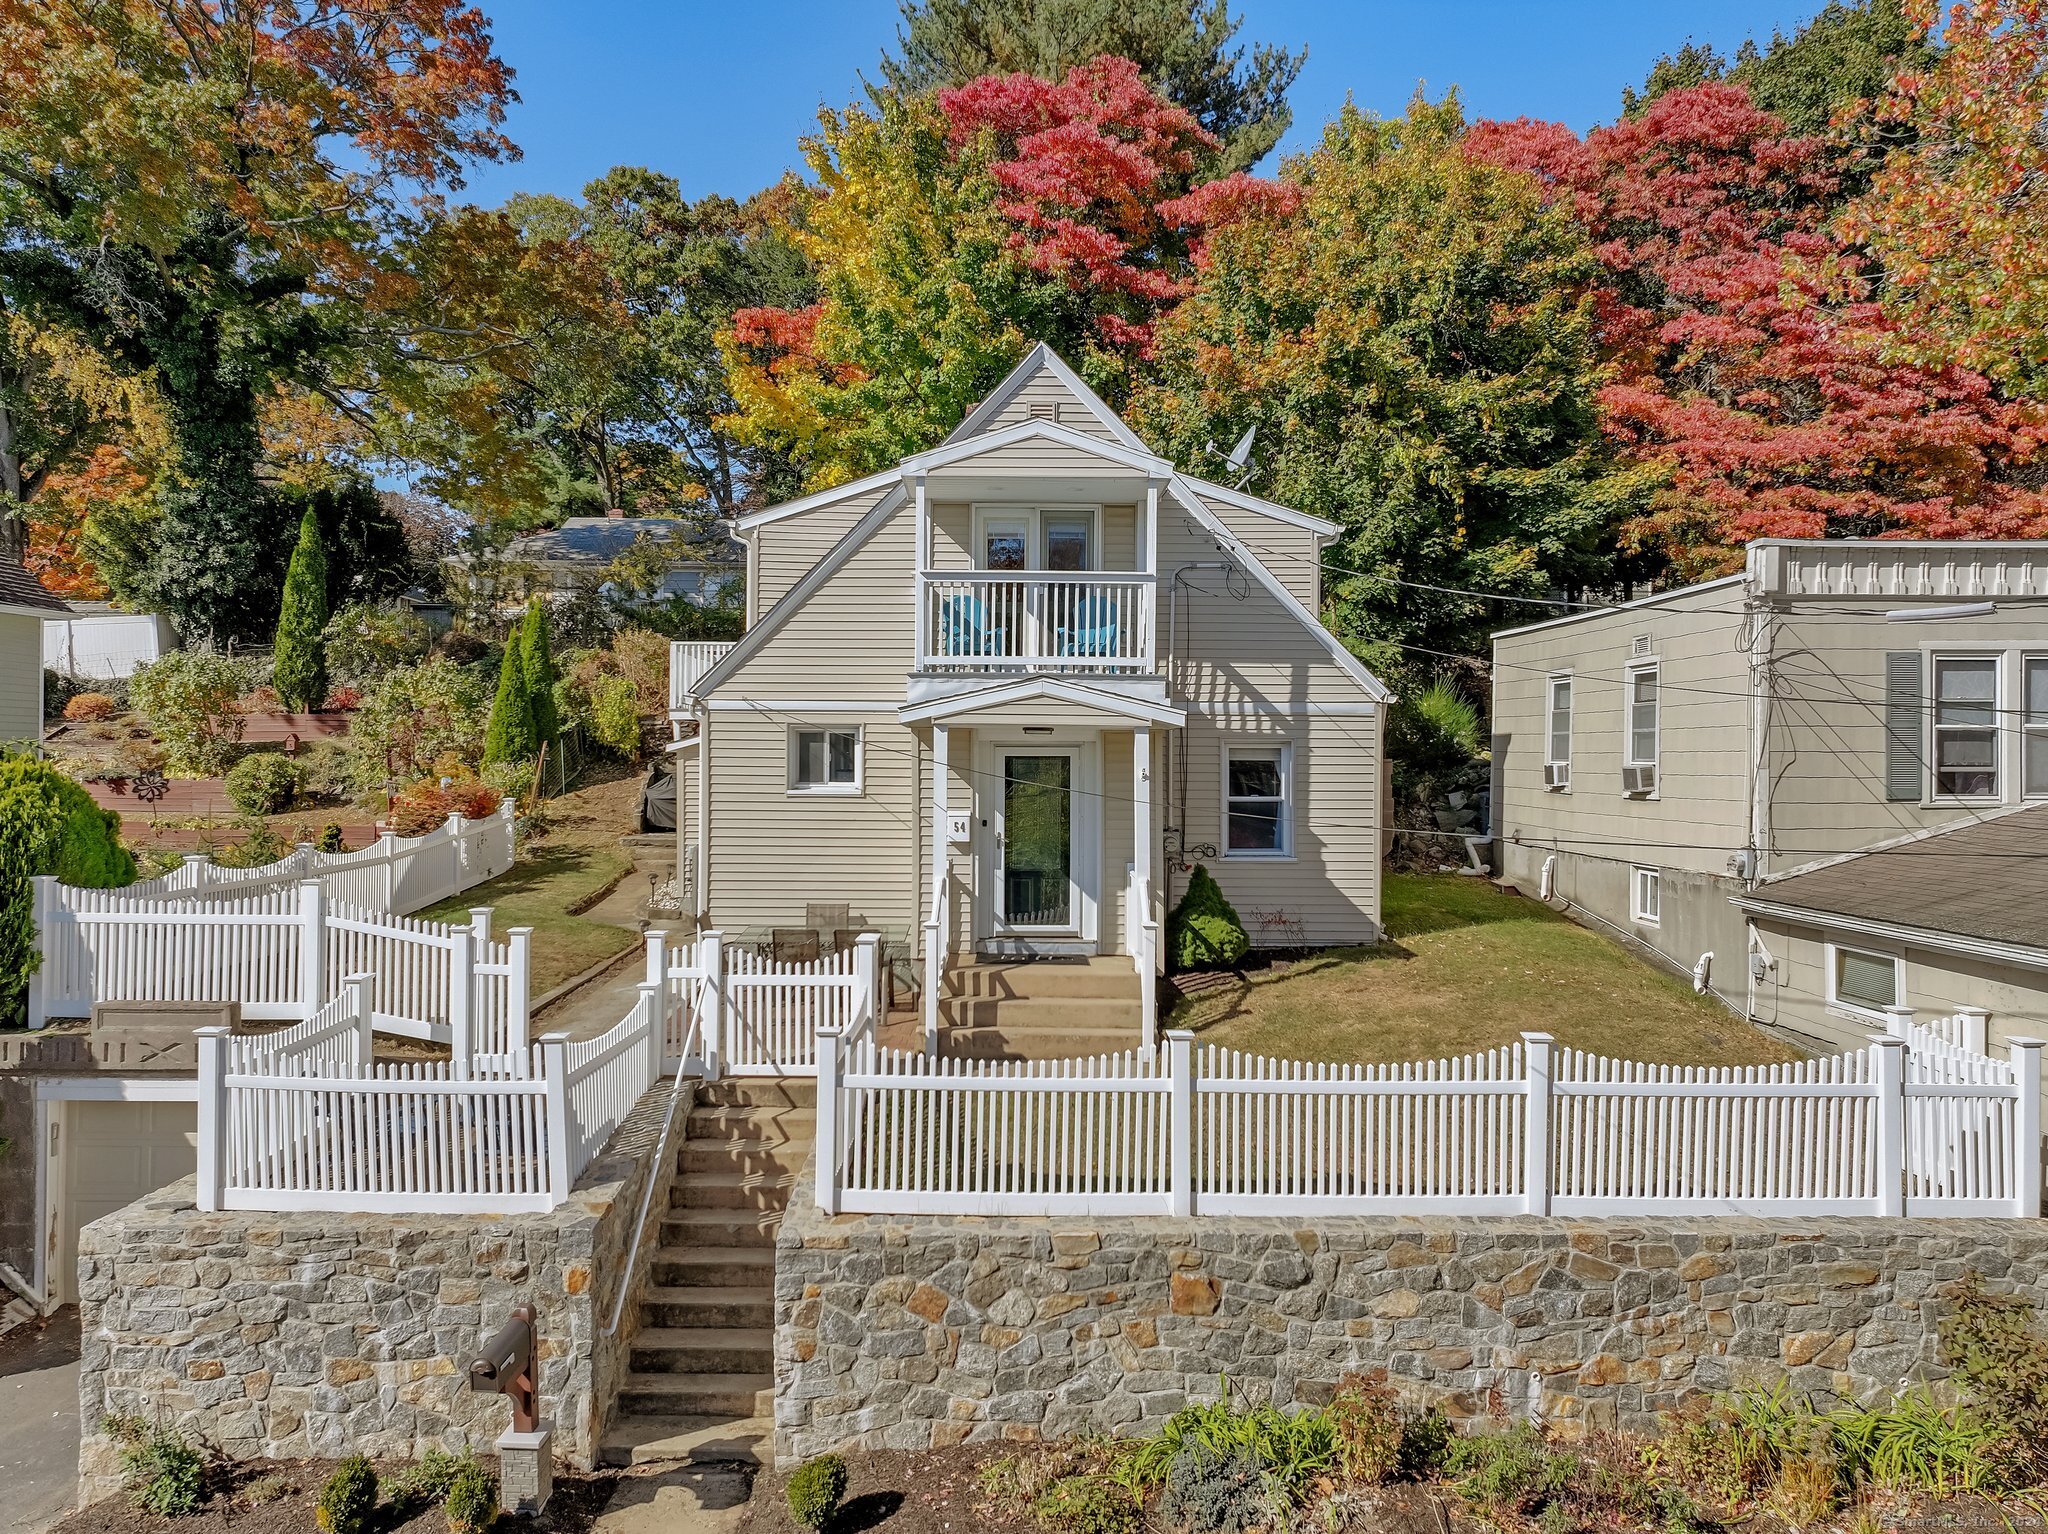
814;1023;2046;1221
648;929;880;1079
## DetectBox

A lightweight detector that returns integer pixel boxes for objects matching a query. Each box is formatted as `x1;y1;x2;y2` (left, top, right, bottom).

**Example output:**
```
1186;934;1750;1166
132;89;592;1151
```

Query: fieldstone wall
75;1081;690;1502
775;1166;2048;1461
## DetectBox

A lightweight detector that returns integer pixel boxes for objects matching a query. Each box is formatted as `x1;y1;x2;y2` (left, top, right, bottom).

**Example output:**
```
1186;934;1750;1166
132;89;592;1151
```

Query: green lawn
1168;874;1795;1067
411;778;634;995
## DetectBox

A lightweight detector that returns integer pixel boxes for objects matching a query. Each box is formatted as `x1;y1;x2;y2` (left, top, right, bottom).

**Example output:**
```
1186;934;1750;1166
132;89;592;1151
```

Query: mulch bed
53;1460;621;1534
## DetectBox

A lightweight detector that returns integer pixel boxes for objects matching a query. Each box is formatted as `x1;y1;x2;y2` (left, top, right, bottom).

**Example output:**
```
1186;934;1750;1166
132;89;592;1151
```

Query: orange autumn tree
721;56;1287;489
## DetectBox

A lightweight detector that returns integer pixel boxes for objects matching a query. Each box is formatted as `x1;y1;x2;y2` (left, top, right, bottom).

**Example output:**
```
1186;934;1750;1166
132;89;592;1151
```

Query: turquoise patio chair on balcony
1055;592;1122;660
940;593;1007;659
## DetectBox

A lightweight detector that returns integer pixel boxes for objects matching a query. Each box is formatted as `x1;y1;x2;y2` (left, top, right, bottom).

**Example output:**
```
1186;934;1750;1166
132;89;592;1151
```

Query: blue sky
451;0;1842;209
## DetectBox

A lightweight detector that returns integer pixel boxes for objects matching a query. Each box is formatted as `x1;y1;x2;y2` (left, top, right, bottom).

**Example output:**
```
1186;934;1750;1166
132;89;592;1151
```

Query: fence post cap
1519;1030;1556;1044
535;1031;571;1045
700;927;724;942
645;927;670;943
193;1024;234;1038
507;925;535;939
635;980;662;996
1161;1028;1196;1043
2008;1035;2046;1049
854;931;881;947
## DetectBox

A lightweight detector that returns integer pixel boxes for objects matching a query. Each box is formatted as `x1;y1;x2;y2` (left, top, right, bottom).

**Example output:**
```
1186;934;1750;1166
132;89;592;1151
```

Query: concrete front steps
598;1077;814;1469
936;956;1145;1059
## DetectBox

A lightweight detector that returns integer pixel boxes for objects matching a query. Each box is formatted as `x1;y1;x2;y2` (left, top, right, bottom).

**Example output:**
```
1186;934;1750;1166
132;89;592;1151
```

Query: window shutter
1884;652;1923;801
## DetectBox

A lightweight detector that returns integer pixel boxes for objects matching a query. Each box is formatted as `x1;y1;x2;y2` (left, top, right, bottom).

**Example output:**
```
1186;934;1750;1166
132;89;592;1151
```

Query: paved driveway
0;1309;80;1534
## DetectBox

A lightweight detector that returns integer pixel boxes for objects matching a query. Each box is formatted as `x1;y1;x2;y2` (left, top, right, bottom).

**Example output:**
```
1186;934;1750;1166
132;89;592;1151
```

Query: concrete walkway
532;868;662;1043
591;1466;754;1534
1;1309;81;1534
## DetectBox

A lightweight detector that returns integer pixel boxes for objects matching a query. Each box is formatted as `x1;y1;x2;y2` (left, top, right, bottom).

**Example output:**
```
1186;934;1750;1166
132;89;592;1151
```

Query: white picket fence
196;977;673;1214
125;803;516;914
648;930;880;1079
32;877;532;1054
815;1020;2046;1220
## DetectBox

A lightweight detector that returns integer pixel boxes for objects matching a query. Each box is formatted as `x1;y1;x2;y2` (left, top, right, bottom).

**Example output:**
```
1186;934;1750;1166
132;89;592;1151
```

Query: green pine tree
271;505;330;711
482;637;537;766
519;598;561;744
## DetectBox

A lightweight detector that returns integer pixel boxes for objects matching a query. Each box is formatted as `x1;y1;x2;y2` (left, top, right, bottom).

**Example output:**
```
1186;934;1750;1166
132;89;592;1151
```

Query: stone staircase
598;1077;814;1468
936;956;1145;1059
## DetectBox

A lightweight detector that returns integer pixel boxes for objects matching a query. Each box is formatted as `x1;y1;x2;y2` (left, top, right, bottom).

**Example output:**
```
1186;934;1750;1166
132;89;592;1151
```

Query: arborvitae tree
271;505;330;711
519;598;561;744
482;636;536;766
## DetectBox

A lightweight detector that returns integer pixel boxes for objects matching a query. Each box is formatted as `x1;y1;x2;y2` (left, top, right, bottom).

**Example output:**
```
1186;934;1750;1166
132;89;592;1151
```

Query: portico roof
897;677;1186;729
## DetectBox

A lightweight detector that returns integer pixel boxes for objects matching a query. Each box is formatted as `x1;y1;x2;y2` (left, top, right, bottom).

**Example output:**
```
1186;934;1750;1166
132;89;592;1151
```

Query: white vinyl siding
0;613;43;745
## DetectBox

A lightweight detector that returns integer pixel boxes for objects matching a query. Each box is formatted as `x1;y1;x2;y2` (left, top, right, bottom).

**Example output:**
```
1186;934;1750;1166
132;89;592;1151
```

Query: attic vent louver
1028;402;1058;421
1631;634;1651;658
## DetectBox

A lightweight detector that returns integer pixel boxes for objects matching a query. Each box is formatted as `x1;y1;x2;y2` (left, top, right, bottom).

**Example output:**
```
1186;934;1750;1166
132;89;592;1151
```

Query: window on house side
1933;656;1999;798
1546;676;1572;774
2026;656;2048;797
1833;945;1899;1015
1630;866;1660;925
1626;665;1659;766
1225;745;1290;857
791;728;860;792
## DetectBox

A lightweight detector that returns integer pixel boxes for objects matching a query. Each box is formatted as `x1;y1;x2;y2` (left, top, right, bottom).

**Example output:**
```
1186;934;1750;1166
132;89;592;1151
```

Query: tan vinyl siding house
0;561;70;741
672;345;1388;1020
1493;538;2048;1052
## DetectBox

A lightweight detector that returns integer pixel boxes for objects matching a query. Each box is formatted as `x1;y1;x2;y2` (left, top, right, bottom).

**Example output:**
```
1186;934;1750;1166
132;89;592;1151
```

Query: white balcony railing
669;640;737;712
919;572;1156;674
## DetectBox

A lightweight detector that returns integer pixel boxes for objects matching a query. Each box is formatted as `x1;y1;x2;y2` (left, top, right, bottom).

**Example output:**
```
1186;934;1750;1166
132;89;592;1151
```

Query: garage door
55;1100;197;1304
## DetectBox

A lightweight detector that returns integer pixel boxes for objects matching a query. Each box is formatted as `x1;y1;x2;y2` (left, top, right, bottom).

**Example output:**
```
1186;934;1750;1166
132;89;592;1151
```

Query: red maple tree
1470;83;2048;577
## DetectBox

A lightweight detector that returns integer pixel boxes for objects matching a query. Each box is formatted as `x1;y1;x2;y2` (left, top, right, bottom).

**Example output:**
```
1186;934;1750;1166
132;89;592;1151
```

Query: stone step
637;1284;775;1331
694;1078;817;1109
680;1135;810;1177
649;1244;775;1289
945;958;1142;1000
670;1169;797;1212
939;996;1141;1032
617;1372;774;1421
597;1414;772;1468
658;1207;780;1248
629;1326;774;1376
686;1104;816;1142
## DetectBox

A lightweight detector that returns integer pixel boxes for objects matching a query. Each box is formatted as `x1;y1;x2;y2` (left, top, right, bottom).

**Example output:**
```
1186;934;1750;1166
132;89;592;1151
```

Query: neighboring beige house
1492;538;2048;1054
668;345;1388;1046
0;553;70;742
448;512;744;608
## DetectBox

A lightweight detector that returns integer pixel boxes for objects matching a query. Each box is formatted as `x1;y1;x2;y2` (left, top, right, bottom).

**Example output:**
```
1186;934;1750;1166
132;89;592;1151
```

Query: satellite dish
1203;425;1260;487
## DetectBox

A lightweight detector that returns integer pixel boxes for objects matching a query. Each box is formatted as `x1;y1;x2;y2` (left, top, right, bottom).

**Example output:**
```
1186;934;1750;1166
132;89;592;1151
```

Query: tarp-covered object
638;760;676;832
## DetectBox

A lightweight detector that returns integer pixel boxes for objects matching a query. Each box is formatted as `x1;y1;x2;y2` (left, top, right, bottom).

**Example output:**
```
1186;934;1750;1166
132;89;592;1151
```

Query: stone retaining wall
75;1081;691;1502
775;1167;2048;1461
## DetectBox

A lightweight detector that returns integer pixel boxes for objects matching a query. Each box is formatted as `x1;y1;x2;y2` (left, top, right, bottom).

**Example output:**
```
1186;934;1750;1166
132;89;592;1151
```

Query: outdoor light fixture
1022;726;1055;735
1887;601;1996;621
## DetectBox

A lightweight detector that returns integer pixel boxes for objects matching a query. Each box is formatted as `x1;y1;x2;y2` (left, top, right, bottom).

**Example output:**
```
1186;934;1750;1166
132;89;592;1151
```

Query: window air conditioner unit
1622;763;1658;794
1543;763;1569;789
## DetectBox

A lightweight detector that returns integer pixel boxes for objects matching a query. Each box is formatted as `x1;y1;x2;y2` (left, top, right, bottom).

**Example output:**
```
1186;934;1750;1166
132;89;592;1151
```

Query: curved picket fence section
816;1027;2047;1221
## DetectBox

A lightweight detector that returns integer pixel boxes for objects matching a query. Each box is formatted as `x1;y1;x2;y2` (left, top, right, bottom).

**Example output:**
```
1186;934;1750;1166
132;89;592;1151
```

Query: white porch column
912;472;930;669
1133;724;1157;1058
1133;727;1153;892
923;723;950;1055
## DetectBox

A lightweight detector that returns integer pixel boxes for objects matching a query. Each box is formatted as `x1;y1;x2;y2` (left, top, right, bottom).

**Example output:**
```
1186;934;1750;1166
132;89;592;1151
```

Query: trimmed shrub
380;1448;466;1508
1168;865;1249;971
105;1415;206;1517
224;753;301;816
520;598;561;744
130;652;253;775
1031;1474;1141;1534
0;753;134;1026
443;1459;498;1534
315;1455;378;1534
63;692;118;722
273;505;330;711
482;639;536;767
386;775;502;838
785;1453;849;1530
589;674;642;756
323;601;432;684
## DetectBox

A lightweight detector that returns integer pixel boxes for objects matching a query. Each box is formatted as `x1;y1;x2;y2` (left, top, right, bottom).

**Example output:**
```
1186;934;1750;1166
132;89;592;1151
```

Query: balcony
918;571;1156;675
669;640;737;712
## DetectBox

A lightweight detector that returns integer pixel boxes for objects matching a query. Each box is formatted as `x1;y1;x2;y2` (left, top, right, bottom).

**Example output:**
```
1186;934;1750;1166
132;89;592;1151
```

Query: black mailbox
468;1303;538;1433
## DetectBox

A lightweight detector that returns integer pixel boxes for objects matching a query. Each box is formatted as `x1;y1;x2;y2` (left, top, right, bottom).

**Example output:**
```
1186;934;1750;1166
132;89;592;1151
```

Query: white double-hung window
2025;655;2048;798
1544;675;1572;789
789;727;861;794
1623;663;1659;794
1224;744;1292;858
1932;655;1999;799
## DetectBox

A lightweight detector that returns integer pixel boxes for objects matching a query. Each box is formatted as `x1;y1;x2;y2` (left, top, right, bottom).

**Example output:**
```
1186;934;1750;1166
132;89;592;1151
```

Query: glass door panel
999;753;1074;929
